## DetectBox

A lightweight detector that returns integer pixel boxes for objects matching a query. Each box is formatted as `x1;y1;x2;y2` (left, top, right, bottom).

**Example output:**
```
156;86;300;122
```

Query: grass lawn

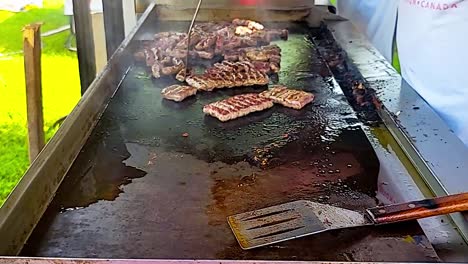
0;0;80;204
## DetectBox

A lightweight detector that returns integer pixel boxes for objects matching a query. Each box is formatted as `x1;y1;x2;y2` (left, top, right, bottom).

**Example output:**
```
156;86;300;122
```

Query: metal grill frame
0;1;466;261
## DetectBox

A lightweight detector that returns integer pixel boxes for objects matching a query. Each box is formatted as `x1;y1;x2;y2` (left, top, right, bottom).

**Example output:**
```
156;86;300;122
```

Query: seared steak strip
186;61;269;91
203;93;274;122
259;85;315;110
161;85;198;102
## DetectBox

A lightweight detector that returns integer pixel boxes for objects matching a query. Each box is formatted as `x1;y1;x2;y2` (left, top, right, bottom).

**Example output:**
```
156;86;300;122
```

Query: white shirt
336;0;399;62
337;0;468;146
397;0;468;145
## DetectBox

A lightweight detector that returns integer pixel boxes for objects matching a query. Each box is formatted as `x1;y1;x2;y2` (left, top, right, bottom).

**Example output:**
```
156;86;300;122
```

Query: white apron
397;0;468;146
336;0;399;62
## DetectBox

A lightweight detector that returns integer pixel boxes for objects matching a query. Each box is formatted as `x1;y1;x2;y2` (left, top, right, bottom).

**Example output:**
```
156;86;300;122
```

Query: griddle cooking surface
22;23;438;262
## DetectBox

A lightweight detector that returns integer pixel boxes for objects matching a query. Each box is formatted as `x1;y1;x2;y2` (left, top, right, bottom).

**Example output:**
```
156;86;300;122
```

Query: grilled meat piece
249;29;288;42
195;36;216;50
187;61;269;91
250;61;271;74
175;68;193;82
215;35;225;55
160;58;185;75
160;56;172;65
152;63;162;78
223;37;243;50
235;26;254;36
144;49;156;66
165;49;187;59
232;19;264;30
161;63;184;76
186;76;215;91
223;45;282;74
224;51;240;61
267;29;289;41
259;85;315;110
269;55;281;64
161;85;198;102
241;37;258;47
244;45;281;60
269;62;280;73
195;50;215;60
175;33;202;50
203;93;273;122
245;50;269;61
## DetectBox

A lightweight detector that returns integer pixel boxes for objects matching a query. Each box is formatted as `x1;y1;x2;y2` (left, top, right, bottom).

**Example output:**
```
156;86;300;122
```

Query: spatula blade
227;200;371;250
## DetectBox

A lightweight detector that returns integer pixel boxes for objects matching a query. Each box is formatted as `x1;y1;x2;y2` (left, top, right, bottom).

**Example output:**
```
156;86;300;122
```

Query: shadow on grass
0;7;75;56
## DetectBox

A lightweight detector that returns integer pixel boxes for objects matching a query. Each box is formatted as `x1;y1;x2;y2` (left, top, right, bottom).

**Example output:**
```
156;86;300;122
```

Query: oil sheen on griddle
21;23;437;262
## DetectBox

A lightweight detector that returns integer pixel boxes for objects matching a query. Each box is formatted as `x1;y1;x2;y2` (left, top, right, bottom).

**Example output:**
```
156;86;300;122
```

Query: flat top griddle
21;22;439;262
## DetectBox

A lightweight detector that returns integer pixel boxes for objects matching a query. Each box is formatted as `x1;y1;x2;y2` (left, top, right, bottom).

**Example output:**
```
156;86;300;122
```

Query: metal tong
183;0;203;80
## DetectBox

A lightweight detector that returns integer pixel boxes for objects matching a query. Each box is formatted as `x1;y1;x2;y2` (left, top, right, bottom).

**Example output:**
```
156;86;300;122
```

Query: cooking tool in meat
184;0;203;80
228;192;468;249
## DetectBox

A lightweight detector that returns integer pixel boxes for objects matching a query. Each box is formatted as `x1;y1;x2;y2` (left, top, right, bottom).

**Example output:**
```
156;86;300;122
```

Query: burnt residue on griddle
312;24;382;125
207;128;380;226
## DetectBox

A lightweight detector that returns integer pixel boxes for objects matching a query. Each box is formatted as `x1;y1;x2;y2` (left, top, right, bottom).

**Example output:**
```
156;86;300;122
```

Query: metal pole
103;0;126;58
73;0;96;95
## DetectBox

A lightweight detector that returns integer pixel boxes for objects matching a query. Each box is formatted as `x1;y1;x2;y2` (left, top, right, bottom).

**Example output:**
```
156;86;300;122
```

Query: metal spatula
228;192;468;250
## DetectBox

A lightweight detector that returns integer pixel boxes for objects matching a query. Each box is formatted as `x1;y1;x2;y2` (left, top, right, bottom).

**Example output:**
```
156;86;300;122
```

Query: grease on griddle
55;117;147;211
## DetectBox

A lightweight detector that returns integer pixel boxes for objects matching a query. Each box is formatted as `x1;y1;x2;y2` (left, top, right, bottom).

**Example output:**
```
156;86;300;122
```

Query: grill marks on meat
186;61;269;91
203;93;274;122
195;50;215;60
203;86;315;122
195;36;216;50
161;85;197;102
176;68;193;82
224;45;282;73
260;85;315;110
161;58;184;75
245;45;281;61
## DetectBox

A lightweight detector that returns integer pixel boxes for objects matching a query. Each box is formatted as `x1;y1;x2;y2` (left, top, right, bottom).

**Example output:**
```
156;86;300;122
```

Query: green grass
0;0;80;204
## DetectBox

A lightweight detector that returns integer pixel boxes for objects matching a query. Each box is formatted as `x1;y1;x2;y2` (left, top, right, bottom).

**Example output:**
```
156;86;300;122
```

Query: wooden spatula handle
367;192;468;225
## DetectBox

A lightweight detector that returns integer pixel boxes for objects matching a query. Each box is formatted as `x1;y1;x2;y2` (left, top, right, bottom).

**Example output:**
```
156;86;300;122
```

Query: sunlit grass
0;11;14;23
0;0;80;204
